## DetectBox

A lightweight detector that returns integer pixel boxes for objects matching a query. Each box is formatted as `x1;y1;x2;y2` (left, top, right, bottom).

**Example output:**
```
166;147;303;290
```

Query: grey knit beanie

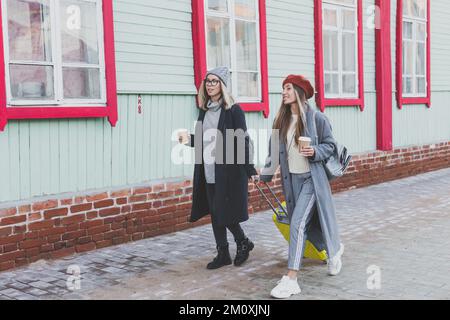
206;66;230;87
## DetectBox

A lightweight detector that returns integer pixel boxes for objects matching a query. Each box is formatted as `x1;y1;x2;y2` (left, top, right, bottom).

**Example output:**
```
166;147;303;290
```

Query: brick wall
1;141;449;272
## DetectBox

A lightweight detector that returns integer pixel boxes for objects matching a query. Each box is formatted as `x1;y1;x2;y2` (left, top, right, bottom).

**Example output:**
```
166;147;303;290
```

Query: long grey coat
260;104;341;259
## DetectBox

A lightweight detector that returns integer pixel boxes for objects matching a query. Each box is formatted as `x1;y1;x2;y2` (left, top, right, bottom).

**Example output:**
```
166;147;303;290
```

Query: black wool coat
188;103;257;226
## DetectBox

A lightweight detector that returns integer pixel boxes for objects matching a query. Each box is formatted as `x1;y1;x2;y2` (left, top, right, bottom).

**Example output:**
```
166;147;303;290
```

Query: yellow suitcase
255;181;328;261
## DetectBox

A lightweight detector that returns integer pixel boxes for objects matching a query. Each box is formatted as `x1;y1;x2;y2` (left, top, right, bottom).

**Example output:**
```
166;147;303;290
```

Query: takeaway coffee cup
298;137;312;150
177;129;189;145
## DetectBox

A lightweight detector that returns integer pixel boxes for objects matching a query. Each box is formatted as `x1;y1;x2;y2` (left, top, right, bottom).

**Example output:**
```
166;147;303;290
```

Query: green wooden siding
393;92;450;147
1;0;450;204
391;0;450;148
266;0;316;92
0;95;198;203
0;92;376;204
113;0;196;94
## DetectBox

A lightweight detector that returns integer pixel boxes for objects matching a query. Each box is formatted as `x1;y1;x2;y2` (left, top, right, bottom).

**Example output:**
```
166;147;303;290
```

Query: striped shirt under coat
260;103;342;259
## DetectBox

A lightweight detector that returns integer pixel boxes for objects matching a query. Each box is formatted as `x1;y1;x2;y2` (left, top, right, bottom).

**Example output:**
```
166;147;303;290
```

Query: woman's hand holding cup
177;129;189;145
298;137;314;157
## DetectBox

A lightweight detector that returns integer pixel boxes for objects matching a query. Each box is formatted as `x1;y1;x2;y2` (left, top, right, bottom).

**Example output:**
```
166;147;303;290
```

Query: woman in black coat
178;66;257;270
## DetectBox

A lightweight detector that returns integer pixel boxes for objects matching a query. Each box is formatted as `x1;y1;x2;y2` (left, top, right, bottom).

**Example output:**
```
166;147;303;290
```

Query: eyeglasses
205;79;220;86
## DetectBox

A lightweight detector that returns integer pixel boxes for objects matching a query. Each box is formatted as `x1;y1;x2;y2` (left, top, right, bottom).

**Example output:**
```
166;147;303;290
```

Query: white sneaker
327;243;344;276
270;276;301;299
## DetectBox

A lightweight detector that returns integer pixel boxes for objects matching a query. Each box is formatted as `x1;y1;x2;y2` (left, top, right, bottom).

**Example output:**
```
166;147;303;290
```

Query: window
0;0;118;131
314;0;364;111
396;0;430;109
192;0;269;117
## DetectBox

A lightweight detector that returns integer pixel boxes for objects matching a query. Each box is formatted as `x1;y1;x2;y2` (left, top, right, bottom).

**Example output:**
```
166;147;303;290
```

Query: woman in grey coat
253;75;344;299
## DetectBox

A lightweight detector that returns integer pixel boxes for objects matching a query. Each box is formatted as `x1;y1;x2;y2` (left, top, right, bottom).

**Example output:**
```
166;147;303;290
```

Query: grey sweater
203;99;222;184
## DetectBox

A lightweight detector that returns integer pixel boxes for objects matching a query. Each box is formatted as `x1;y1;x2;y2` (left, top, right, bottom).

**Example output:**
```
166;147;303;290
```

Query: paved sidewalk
0;168;449;300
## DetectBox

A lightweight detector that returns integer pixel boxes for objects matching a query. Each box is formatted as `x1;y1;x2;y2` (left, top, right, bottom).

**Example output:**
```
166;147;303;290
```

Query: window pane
229;71;233;92
404;0;427;18
7;0;52;62
417;77;426;94
416;23;426;41
403;42;414;76
403;76;413;94
342;33;356;72
403;0;413;16
324;73;339;95
207;17;231;69
333;0;356;5
235;20;257;70
63;67;101;99
403;22;413;40
416;42;425;76
60;0;100;64
323;9;337;27
342;9;355;30
323;32;331;71
208;0;228;12
323;31;338;71
237;72;258;98
10;64;54;100
415;0;427;18
342;74;356;94
235;0;256;19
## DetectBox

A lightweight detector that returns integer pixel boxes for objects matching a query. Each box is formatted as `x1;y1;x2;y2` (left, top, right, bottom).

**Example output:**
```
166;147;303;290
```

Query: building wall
1;0;449;205
0;94;198;203
1;140;449;272
113;0;196;94
264;0;378;155
1;0;450;272
391;0;450;148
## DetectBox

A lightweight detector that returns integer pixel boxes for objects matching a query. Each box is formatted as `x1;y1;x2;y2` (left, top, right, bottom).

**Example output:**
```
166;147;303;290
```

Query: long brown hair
273;85;308;146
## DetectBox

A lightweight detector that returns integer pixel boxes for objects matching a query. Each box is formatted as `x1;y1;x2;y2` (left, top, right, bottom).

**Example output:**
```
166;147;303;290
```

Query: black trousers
205;183;246;247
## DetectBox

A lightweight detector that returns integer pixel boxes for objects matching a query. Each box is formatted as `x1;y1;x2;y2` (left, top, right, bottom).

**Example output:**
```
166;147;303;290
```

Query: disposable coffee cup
298;137;311;150
178;129;189;144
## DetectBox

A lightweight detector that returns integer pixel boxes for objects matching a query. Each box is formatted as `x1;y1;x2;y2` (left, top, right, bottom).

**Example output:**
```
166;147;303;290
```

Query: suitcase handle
253;181;288;217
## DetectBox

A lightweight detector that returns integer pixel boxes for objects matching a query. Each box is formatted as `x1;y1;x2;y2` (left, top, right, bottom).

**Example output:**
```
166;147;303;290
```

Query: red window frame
192;0;270;118
396;0;431;109
314;0;365;112
0;0;118;132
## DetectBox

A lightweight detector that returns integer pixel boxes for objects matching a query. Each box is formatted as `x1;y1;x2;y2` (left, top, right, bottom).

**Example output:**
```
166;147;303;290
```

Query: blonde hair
197;79;235;111
273;85;308;147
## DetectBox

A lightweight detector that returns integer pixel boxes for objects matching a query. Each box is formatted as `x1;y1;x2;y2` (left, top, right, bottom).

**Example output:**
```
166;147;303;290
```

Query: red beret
282;75;315;99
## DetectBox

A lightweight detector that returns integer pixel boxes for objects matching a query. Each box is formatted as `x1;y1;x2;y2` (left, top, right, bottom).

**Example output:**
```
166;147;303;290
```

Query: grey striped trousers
288;172;316;271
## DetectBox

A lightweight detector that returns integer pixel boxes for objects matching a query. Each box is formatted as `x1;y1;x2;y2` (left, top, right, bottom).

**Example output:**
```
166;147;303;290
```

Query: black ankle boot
234;238;254;266
207;245;232;270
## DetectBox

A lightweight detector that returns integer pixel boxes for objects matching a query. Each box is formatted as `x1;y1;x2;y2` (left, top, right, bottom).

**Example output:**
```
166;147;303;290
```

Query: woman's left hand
300;146;315;157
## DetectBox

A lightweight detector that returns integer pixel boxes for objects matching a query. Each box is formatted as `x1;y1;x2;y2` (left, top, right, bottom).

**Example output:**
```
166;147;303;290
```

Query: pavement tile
0;168;449;300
